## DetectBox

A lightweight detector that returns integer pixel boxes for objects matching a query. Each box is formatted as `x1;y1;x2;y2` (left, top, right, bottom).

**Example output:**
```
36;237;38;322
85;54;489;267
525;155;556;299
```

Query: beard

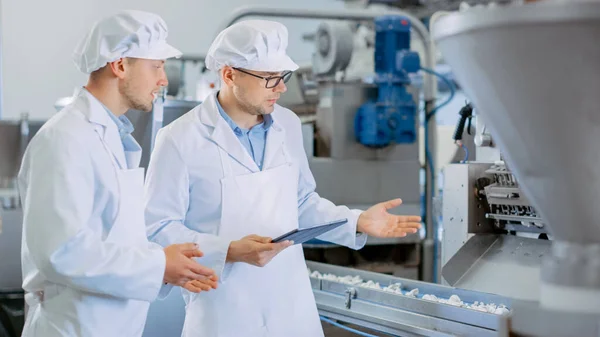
120;79;153;112
233;85;267;116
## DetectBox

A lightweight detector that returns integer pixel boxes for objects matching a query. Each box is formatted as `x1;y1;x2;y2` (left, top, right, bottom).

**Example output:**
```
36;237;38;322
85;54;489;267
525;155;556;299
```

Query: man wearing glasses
144;19;422;336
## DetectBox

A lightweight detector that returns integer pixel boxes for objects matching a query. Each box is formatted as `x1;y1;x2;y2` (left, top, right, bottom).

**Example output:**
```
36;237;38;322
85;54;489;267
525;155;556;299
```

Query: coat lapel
77;89;128;169
199;93;259;172
211;118;259;172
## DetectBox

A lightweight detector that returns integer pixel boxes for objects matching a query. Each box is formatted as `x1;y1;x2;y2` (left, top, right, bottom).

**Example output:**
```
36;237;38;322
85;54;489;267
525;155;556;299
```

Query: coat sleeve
18;130;166;302
144;129;232;281
287;114;368;250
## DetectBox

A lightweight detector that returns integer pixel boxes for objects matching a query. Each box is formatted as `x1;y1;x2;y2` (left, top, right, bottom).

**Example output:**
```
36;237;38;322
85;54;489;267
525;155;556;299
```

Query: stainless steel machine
436;1;600;333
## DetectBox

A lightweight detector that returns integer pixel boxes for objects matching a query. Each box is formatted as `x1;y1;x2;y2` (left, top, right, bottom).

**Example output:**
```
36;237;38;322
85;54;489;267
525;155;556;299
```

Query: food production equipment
310;2;600;335
310;15;422;213
434;1;600;335
5;1;600;336
306;14;424;273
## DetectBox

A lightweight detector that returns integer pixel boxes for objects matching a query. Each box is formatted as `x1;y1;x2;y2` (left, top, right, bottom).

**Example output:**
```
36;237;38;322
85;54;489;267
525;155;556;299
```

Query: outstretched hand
356;198;422;238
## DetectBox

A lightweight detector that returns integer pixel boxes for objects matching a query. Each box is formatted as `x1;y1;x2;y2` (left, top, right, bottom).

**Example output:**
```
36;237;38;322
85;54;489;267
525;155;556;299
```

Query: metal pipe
216;6;438;281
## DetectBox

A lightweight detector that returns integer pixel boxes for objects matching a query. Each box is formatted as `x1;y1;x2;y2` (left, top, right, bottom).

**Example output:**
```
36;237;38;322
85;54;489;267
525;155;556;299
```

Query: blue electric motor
355;16;420;148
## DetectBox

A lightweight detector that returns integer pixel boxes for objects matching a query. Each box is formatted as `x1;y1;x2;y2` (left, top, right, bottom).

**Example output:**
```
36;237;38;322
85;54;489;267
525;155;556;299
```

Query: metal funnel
434;1;600;313
434;1;600;244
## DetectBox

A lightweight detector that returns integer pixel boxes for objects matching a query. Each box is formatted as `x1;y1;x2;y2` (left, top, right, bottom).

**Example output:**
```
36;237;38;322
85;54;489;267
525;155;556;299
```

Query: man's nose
273;79;287;93
158;68;169;87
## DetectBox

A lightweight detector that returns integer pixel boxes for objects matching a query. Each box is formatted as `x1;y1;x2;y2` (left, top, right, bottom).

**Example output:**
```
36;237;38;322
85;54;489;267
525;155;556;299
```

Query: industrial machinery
436;1;600;334
9;1;600;336
441;109;552;298
306;1;600;336
308;261;512;336
306;14;424;279
355;17;420;147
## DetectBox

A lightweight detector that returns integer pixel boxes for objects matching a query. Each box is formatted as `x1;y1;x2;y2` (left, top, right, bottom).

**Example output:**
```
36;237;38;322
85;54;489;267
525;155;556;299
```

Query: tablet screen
272;218;348;244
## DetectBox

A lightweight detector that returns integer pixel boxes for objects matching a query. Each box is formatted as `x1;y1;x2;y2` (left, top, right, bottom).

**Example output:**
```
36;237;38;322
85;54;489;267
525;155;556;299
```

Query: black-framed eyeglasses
233;67;293;89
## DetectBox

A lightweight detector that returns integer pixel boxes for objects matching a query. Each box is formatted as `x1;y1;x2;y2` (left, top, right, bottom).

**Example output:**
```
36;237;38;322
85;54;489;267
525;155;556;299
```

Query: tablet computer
272;218;348;245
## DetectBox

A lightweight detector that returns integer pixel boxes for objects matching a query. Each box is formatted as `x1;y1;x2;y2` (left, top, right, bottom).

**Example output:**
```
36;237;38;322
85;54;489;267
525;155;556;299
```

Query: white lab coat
145;92;367;337
18;89;169;337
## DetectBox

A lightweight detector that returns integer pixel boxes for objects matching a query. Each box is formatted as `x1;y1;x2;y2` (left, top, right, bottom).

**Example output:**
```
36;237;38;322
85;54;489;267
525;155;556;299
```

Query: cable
452;102;474;142
420;67;456;121
421;66;456;179
460;143;469;162
320;316;389;337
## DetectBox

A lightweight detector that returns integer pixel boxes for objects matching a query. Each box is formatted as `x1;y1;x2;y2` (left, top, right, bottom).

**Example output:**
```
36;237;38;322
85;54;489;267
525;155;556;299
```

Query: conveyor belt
308;261;512;337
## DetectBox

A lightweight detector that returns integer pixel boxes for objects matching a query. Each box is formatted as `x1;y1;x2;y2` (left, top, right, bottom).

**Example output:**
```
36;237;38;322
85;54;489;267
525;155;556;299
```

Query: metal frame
316;293;499;337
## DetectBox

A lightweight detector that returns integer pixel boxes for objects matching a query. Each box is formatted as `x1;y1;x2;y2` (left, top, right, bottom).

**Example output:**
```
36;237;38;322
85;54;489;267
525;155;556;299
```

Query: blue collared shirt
214;93;319;212
104;110;139;153
215;94;273;170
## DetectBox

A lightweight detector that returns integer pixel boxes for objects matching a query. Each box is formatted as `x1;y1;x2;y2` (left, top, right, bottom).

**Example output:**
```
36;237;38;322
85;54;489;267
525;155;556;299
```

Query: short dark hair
89;58;137;80
89;65;108;81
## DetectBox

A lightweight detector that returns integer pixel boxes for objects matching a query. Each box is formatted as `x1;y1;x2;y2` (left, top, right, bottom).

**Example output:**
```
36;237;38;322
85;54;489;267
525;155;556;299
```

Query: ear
108;59;127;79
221;66;235;86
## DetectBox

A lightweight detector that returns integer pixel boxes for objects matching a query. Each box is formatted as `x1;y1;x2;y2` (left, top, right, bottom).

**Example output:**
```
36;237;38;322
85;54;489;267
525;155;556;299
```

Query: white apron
182;143;324;337
22;127;151;337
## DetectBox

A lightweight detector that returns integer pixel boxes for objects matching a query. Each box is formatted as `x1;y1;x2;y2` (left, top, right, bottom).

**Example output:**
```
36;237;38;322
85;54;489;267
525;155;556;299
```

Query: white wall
1;0;348;120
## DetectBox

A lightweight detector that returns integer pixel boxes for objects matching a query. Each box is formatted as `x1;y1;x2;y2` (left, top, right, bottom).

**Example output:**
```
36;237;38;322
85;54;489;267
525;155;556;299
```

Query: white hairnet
205;20;299;73
73;10;182;74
